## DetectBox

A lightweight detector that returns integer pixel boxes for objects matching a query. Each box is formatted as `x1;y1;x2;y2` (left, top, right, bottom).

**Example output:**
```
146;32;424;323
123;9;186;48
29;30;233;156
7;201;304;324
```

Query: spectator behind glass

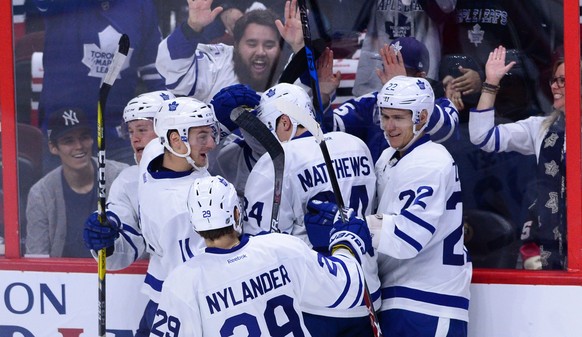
25;108;128;258
353;0;456;96
34;0;165;167
323;37;458;163
441;0;561;121
211;1;286;45
469;46;567;270
156;0;305;101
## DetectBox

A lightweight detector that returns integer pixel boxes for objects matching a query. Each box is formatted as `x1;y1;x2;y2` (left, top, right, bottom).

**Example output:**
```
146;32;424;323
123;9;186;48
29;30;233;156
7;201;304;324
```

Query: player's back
244;131;376;241
152;233;368;337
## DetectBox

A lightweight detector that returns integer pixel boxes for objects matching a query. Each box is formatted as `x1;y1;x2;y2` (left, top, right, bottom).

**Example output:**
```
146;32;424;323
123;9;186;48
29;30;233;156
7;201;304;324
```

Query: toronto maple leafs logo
468;24;485;47
385;13;412;39
416;79;426;90
545;192;559;214
391;40;403;55
160;92;171;101
544;133;559;148
218;176;228;186
168;101;179;111
266;88;276;98
82;26;132;79
544;160;559;177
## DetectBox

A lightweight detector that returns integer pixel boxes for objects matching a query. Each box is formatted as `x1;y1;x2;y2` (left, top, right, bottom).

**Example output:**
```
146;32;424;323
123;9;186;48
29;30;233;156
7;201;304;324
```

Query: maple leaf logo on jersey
159;92;171;101
82;26;133;79
218;176;228;186
168;101;179;111
385;13;412;39
468;24;485;47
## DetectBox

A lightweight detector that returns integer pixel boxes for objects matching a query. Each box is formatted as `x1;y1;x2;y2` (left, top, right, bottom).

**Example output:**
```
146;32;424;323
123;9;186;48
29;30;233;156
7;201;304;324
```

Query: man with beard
156;0;305;101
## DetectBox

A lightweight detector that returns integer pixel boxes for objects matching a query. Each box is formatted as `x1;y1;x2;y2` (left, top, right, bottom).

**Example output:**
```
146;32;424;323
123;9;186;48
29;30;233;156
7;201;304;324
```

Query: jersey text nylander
206;264;291;314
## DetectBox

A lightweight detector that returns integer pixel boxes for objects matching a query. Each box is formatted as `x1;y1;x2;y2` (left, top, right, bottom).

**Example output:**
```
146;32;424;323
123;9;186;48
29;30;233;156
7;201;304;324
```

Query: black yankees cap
47;108;91;142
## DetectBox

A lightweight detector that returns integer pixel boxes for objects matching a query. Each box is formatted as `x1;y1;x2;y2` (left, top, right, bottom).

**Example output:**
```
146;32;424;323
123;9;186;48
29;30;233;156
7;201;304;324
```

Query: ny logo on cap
62;109;80;126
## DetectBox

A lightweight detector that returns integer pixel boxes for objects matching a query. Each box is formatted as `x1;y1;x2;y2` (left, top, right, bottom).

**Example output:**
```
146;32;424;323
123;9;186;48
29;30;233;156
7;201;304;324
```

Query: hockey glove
304;200;339;253
210;84;260;134
83;210;122;252
329;208;374;263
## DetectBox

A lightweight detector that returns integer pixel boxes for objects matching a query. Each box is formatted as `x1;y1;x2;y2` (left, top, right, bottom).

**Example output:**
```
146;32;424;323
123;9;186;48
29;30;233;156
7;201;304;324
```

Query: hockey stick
97;33;129;337
276;100;383;337
297;0;326;128
278;39;326;85
230;107;285;233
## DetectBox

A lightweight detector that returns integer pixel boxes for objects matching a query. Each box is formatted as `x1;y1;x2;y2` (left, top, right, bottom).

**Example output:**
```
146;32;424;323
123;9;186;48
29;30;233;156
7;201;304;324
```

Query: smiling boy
25;108;127;257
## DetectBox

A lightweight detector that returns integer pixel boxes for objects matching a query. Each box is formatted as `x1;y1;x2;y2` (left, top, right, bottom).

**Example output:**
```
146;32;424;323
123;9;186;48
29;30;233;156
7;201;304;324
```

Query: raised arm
468;46;540;156
475;46;516;110
186;0;224;33
275;0;305;53
375;44;407;85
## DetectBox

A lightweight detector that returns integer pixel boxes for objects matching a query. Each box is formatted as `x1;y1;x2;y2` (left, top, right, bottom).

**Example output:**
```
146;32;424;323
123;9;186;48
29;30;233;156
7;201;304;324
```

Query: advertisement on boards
0;270;148;337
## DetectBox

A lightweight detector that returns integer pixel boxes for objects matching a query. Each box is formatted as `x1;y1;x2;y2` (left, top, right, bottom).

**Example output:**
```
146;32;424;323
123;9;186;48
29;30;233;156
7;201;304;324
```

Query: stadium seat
463;209;520;269
17;123;44;179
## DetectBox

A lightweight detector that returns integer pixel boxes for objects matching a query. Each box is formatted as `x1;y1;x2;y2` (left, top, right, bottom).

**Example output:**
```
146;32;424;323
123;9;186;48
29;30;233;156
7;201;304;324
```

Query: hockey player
136;97;219;336
371;76;471;336
210;47;341;196
150;175;377;337
324;41;459;163
82;90;175;337
243;83;380;336
156;0;305;101
83;90;175;270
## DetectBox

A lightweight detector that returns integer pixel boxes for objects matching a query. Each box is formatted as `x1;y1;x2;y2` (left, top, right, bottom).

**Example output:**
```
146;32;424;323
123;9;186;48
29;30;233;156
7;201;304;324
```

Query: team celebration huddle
20;0;564;335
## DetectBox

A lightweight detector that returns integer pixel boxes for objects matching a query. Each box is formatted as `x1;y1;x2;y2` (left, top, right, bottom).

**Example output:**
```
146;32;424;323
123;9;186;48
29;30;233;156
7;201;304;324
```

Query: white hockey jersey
138;142;210;302
244;132;376;242
156;28;238;101
243;131;380;318
92;165;146;270
469;107;546;160
375;135;472;322
150;233;375;337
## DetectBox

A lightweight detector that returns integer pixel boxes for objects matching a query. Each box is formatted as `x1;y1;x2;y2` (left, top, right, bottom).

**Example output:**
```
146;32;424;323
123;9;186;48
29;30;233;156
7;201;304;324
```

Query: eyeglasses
549;76;565;88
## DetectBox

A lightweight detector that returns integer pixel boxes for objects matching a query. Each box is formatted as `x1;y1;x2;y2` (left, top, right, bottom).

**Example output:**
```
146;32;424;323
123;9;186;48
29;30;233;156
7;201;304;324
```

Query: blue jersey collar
205;234;250;254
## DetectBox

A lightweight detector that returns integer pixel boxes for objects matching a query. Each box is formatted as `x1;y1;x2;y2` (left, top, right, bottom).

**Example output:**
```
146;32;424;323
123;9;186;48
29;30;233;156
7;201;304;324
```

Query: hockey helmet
123;90;176;123
154;97;219;167
377;75;434;135
257;83;315;140
187;175;242;233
